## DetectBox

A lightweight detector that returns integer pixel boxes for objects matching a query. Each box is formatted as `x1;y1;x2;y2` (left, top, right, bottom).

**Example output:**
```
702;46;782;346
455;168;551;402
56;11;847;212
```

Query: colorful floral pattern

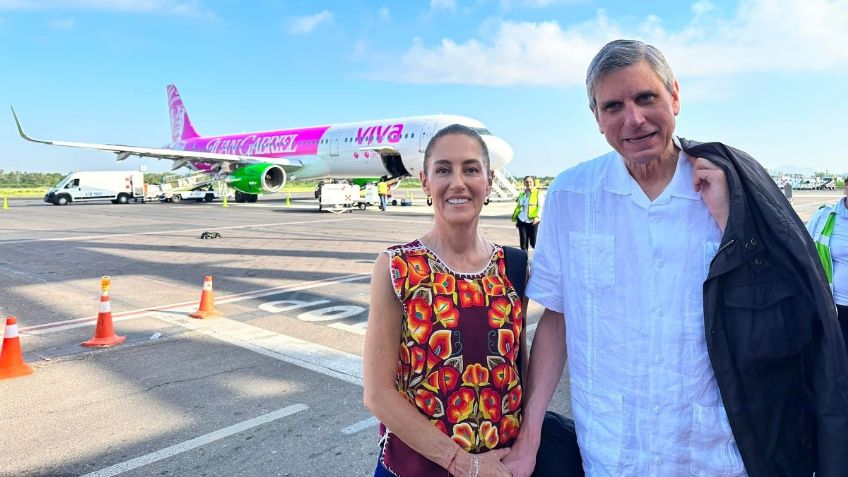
387;240;524;453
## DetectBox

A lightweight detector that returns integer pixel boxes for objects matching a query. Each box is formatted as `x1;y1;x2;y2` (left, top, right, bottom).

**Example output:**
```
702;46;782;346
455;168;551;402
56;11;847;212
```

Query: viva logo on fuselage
356;124;404;145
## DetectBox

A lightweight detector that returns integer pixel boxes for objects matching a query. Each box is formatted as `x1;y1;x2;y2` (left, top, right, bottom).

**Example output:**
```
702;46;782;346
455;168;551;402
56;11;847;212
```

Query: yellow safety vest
512;189;539;222
377;182;388;195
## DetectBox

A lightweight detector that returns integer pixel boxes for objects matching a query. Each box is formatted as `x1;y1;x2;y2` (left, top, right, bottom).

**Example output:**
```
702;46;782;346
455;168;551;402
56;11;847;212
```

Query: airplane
11;85;514;203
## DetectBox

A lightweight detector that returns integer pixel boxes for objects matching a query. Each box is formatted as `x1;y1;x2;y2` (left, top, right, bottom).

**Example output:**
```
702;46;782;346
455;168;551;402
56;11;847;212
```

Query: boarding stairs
489;168;520;202
146;172;218;200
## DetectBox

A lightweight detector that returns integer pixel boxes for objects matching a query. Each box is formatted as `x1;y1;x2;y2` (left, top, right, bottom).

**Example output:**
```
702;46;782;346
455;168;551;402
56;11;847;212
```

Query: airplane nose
484;136;514;170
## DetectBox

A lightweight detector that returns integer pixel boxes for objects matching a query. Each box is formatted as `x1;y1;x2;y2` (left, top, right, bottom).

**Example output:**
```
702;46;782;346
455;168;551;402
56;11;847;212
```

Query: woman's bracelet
469;454;479;477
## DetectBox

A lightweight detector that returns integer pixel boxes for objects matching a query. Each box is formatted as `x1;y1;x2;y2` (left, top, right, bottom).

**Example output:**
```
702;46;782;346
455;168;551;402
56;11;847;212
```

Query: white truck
44;171;145;205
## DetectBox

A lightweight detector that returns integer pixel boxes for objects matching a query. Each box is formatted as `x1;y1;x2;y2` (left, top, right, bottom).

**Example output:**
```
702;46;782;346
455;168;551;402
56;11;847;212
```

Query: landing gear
234;191;258;203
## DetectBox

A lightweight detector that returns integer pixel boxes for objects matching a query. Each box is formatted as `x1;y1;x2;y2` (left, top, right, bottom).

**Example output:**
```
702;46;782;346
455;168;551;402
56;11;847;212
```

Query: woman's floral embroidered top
386;239;524;452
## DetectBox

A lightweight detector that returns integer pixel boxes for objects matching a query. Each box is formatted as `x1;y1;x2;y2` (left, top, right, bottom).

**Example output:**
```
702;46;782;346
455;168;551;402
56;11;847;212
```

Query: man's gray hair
586;39;676;113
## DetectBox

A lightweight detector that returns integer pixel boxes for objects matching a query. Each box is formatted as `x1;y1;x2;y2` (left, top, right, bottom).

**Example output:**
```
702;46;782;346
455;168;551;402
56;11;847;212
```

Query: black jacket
680;139;848;477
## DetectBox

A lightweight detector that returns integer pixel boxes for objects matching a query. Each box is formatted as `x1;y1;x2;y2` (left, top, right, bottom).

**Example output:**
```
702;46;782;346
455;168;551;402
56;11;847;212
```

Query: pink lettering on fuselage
356;124;403;146
205;133;298;156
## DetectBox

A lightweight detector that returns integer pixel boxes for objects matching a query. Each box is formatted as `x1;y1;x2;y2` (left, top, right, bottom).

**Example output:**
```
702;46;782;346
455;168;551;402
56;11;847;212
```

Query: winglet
11;107;53;146
10;106;30;141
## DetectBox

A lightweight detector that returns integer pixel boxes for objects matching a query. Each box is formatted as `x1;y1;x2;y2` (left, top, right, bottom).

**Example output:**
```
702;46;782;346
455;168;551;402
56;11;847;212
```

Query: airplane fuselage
176;114;512;180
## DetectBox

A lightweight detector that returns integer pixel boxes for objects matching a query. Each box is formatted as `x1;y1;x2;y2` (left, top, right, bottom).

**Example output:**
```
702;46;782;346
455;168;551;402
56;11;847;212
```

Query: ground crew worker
512;175;544;250
377;179;389;211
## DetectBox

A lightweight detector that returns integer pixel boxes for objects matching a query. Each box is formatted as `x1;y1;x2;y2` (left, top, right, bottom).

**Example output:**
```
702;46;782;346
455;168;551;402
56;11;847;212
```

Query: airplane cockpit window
472;128;492;136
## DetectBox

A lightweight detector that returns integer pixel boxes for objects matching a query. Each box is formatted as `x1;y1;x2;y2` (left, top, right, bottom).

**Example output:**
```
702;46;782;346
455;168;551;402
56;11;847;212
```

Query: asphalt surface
0;189;839;476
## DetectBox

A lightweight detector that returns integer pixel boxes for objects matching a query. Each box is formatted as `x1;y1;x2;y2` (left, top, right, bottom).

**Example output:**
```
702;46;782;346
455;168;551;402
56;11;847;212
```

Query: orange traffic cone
82;276;126;347
0;316;34;380
190;275;223;319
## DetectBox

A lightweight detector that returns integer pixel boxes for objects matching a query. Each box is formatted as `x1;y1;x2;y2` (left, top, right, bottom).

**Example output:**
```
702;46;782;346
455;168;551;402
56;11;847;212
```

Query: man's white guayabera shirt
527;141;747;476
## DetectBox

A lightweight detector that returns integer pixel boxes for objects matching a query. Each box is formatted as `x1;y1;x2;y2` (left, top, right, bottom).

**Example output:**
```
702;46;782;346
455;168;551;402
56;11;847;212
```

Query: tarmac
0;189;840;476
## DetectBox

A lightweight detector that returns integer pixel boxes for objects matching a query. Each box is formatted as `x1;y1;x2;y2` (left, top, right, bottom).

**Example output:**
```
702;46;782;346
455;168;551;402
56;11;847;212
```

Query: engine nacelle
228;163;286;195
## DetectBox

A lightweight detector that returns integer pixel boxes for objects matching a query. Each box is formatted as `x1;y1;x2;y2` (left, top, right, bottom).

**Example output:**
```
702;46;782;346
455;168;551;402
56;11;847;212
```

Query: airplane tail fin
167;84;200;142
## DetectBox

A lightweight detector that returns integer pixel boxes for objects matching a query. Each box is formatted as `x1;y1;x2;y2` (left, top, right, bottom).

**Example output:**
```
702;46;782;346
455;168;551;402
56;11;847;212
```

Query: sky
0;0;846;178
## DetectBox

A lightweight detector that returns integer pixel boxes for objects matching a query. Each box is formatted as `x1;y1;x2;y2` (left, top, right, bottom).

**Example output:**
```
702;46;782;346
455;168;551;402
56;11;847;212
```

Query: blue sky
1;0;846;177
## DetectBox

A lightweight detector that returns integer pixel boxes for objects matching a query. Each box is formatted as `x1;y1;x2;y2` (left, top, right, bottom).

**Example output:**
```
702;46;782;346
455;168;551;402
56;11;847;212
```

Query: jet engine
228;163;286;195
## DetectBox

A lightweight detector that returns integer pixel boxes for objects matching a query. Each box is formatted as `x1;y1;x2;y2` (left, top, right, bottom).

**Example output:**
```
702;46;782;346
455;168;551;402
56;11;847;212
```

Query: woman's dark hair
423;124;490;173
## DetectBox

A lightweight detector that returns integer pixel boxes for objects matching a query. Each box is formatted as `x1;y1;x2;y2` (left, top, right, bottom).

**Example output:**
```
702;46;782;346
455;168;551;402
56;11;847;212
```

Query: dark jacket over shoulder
680;139;848;477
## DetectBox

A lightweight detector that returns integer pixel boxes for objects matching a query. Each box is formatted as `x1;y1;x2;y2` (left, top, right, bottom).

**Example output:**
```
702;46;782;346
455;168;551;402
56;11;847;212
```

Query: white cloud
0;0;207;15
287;10;332;35
388;0;848;87
377;6;390;21
430;0;456;12
47;17;74;29
500;0;587;9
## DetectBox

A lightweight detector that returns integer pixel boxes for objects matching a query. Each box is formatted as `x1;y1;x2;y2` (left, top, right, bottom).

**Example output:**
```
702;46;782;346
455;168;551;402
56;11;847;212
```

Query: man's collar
603;136;699;201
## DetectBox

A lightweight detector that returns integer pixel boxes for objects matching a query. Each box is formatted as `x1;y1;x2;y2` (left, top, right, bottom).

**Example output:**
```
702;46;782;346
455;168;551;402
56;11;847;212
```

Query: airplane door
419;120;438;152
329;131;340;156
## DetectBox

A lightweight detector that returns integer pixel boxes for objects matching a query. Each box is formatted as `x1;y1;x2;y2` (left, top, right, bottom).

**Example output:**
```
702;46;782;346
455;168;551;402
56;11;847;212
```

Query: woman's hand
452;448;513;477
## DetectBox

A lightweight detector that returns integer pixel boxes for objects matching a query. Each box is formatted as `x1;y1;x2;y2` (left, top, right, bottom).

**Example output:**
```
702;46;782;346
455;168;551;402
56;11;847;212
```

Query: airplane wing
11;107;305;172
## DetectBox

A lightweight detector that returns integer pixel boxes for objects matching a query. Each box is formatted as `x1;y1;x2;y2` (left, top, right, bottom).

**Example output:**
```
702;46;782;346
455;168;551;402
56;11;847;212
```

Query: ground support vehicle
159;184;230;203
316;182;365;213
44;171;144;205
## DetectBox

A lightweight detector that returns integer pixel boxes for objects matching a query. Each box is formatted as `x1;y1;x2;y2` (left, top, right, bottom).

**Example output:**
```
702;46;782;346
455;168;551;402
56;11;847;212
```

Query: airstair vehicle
490;168;520;202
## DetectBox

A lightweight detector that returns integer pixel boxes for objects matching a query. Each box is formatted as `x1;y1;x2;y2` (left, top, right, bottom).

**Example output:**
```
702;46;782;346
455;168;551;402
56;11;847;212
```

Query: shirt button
654;456;662;465
656;259;664;268
653;405;661;414
654;356;664;364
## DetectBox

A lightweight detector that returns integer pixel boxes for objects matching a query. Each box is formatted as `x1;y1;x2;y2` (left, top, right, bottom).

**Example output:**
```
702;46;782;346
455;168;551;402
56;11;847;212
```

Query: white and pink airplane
12;84;514;202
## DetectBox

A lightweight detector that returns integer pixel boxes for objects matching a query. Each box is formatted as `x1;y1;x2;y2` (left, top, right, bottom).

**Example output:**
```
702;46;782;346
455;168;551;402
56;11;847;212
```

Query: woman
807;177;848;344
511;176;543;251
364;124;526;477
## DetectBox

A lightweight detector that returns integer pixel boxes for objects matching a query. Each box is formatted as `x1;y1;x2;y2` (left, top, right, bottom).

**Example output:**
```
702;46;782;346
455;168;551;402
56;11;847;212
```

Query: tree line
0;171;170;188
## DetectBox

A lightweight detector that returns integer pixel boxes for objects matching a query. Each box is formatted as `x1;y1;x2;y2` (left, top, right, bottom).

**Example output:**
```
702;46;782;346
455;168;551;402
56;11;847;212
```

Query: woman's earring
484;196;490;206
426;196;433;206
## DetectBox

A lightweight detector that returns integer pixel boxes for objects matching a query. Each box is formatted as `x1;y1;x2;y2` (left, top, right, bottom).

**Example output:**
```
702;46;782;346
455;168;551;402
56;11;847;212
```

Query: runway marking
329;321;368;335
0;217;357;246
79;404;308;477
151;311;364;386
20;274;369;335
341;416;379;435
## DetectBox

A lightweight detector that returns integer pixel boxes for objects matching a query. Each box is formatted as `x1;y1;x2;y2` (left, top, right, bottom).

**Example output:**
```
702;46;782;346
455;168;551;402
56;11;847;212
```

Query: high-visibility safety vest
814;210;837;286
377;182;388;195
512;189;539;222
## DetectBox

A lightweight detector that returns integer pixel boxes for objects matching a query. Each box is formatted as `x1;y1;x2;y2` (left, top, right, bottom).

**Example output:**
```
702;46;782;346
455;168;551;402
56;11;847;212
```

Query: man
512;176;544;250
504;40;848;477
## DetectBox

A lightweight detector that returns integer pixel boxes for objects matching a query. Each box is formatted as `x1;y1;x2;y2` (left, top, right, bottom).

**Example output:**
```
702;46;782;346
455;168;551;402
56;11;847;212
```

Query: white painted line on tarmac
0;217;357;246
329;321;368;335
80;403;308;477
21;274;369;335
151;312;364;386
341;416;379;435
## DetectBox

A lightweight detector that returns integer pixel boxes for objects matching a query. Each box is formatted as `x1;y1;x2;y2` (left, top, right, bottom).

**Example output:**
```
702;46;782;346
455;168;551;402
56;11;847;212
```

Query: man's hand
502;442;537;477
689;156;729;232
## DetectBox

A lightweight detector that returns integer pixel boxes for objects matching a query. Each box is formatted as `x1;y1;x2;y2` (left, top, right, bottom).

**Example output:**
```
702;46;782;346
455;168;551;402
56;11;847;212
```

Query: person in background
782;179;793;204
377;179;389;211
503;39;848;477
512;176;544;250
364;124;526;477
807;176;848;345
